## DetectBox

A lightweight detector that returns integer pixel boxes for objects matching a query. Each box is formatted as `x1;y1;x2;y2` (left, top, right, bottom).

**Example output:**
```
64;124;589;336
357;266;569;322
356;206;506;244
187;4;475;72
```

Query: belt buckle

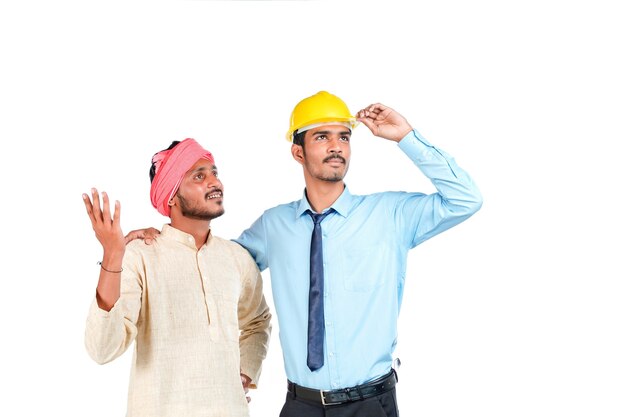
320;390;341;406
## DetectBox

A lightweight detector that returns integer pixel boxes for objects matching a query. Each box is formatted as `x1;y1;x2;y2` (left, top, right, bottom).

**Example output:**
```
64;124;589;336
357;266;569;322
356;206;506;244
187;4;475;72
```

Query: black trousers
279;387;399;417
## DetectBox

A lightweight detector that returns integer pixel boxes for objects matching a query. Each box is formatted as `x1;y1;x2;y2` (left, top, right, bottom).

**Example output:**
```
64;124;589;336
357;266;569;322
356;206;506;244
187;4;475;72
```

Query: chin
182;208;225;221
324;172;346;182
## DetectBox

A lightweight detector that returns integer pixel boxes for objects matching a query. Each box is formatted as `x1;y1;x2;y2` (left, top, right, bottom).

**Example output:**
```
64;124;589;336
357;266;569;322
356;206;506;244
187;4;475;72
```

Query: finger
366;103;388;114
143;228;161;245
124;229;146;245
91;188;103;224
357;116;378;133
357;106;387;123
124;231;140;245
102;192;112;225
124;229;143;239
356;110;372;123
376;106;394;120
112;200;121;230
356;104;380;118
82;193;96;223
147;227;161;240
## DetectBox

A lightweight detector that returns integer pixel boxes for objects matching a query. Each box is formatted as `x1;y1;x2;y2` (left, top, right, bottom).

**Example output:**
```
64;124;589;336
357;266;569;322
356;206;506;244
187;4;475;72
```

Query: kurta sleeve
237;252;271;387
84;248;144;365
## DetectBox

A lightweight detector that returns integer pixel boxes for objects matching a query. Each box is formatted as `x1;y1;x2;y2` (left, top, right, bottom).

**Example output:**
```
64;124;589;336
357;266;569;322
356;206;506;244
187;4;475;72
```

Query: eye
340;135;350;142
194;173;205;181
212;170;219;178
315;135;327;141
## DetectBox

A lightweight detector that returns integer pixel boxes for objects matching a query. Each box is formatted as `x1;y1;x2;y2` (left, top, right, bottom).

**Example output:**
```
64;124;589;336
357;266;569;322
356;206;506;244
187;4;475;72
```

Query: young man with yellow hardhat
234;91;483;416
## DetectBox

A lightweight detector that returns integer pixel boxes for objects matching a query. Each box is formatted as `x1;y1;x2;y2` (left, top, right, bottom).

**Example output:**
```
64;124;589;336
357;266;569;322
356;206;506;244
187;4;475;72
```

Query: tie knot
308;208;334;225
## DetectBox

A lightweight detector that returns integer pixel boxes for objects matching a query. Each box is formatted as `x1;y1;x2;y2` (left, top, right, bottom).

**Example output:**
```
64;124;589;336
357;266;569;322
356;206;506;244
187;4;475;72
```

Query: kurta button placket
196;249;211;326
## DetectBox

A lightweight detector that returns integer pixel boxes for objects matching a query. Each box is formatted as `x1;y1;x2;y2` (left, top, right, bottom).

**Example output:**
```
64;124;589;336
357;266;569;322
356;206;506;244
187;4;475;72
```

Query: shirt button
329;352;334;357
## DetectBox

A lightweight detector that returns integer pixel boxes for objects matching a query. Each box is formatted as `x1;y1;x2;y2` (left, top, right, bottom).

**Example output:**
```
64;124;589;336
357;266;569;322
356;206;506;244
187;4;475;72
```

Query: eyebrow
312;130;352;136
190;165;217;174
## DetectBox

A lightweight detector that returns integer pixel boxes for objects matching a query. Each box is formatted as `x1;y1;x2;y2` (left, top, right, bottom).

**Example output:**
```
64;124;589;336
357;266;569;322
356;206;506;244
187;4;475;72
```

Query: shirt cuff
397;128;459;174
240;352;264;388
397;129;437;159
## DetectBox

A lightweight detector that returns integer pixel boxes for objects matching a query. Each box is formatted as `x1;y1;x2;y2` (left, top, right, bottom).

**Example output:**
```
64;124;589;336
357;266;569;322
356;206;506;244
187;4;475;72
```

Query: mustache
323;154;346;163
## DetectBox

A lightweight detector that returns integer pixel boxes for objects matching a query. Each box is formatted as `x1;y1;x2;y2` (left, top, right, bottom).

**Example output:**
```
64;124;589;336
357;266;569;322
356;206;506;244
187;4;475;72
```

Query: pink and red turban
150;138;214;217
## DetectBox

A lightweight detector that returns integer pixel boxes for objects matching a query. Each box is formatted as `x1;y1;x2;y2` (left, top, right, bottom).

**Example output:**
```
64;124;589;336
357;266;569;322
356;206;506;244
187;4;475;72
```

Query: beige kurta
85;225;271;417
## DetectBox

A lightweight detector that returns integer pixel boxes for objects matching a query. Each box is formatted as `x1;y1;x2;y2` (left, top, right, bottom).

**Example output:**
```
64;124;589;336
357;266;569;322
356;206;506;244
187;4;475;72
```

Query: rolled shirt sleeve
84;248;143;365
236;248;272;387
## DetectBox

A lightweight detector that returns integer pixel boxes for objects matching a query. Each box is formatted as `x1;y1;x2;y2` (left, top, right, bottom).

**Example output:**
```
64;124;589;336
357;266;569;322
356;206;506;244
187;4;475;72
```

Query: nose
207;175;222;189
328;136;342;153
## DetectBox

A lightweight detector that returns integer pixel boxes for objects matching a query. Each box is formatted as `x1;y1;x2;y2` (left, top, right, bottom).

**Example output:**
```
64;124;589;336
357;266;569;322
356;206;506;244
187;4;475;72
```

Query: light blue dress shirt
234;130;482;390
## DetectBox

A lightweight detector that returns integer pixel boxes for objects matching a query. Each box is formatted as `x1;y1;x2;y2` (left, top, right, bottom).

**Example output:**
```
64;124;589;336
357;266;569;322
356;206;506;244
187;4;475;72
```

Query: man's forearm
399;129;482;210
95;249;124;311
239;307;271;386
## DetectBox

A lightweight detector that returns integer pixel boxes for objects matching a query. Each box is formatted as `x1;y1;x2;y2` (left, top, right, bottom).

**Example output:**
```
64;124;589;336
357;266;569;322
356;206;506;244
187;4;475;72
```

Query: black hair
149;140;180;183
292;130;305;147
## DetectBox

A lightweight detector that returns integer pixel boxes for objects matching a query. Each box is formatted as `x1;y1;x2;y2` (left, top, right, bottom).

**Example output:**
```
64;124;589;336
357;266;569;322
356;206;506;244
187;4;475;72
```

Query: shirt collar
295;185;354;219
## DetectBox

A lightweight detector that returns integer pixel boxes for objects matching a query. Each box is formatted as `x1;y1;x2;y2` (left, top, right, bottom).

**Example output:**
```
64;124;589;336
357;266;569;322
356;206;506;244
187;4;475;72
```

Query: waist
287;370;397;406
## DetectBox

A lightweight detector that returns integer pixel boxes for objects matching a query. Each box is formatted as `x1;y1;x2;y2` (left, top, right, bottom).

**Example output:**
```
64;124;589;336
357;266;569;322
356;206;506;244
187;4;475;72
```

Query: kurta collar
160;224;212;249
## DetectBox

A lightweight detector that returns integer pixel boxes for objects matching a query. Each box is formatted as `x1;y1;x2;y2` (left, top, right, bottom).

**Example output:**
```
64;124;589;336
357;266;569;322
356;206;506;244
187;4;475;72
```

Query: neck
304;179;345;213
170;215;211;250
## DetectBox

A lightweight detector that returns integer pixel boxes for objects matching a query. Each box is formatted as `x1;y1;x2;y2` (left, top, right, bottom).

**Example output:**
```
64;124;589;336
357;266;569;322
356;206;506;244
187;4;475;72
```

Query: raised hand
356;103;413;142
82;188;125;257
83;188;126;310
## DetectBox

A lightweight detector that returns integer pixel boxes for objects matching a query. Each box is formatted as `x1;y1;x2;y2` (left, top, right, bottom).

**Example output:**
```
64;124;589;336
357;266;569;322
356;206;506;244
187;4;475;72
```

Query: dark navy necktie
306;208;334;371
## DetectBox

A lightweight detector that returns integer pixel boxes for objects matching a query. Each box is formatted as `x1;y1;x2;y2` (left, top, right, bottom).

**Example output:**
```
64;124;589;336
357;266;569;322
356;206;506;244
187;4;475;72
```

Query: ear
168;198;175;207
291;143;304;165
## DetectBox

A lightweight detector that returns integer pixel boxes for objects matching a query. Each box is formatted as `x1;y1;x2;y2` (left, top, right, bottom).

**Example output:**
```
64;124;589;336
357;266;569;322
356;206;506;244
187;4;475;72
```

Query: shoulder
212;235;260;274
213;235;255;260
243;199;301;230
351;190;417;205
212;234;245;251
124;239;148;257
262;199;300;217
123;234;175;262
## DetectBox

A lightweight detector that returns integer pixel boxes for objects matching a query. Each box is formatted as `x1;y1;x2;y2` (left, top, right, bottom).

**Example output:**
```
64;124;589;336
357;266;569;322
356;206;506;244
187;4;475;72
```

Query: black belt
287;370;397;406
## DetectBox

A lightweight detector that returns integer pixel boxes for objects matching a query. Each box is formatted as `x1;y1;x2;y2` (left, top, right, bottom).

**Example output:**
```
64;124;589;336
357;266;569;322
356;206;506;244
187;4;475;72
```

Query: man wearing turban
82;139;271;417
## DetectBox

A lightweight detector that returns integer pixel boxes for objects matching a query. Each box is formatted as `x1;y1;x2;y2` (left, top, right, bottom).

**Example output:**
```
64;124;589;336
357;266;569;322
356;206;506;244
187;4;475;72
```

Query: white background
1;1;624;416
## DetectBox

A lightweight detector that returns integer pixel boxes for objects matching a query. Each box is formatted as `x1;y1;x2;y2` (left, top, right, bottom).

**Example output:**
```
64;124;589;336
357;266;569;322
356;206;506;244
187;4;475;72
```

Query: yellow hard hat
286;91;357;141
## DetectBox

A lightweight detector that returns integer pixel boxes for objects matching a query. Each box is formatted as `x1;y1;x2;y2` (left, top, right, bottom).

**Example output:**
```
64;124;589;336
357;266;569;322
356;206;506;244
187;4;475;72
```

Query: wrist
390;126;413;143
102;247;124;259
101;249;124;269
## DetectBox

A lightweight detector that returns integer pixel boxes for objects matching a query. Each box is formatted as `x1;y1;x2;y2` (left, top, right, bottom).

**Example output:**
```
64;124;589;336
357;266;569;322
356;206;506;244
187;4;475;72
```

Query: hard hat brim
286;117;358;142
